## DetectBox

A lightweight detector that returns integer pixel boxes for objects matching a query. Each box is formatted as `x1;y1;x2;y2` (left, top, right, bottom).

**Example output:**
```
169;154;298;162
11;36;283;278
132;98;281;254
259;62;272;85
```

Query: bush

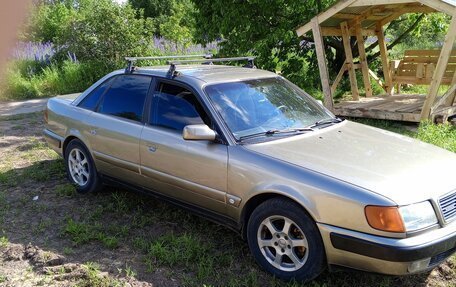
1;60;113;100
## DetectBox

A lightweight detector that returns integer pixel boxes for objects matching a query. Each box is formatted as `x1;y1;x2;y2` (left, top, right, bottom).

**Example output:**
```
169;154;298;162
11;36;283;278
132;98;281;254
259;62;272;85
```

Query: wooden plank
376;22;393;95
368;69;384;89
341;21;360;101
395;101;426;112
334;107;421;122
431;106;456;123
404;50;456;57
296;0;358;36
312;18;334;112
444;71;456;106
431;83;456;113
421;12;456;120
355;22;373;97
331;64;348;95
321;27;377;36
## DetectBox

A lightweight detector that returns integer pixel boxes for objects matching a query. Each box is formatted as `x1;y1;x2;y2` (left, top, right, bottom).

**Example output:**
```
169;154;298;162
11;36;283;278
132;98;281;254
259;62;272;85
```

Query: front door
139;81;228;214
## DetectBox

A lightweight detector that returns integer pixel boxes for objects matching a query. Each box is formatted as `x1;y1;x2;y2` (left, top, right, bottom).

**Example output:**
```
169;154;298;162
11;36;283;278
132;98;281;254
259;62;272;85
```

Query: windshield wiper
310;117;344;129
239;127;314;141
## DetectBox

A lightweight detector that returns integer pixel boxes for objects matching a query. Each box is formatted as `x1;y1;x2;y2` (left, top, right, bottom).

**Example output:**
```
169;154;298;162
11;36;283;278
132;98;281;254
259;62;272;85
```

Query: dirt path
0;98;50;117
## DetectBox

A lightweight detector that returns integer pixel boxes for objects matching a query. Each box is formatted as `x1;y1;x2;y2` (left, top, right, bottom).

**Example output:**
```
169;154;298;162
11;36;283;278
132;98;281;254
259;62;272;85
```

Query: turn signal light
365;206;405;233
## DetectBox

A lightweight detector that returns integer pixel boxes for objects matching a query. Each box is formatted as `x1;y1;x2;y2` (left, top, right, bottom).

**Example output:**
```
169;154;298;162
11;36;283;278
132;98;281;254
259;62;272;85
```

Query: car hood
245;120;456;205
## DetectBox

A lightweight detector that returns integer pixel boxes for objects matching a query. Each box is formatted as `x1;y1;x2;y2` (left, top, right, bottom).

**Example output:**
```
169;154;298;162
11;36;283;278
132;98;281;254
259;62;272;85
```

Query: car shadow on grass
0;159;452;286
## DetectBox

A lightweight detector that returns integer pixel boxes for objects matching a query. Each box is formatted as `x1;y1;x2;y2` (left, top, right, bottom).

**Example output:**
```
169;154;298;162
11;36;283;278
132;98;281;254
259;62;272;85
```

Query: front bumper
319;222;456;275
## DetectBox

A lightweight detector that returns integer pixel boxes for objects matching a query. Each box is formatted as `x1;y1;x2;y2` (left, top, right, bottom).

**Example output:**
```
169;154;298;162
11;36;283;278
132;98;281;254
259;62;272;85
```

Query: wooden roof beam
296;0;358;36
417;0;456;15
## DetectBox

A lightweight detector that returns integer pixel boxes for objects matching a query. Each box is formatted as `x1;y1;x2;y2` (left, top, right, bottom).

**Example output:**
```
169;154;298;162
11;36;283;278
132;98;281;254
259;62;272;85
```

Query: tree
191;0;338;89
58;0;155;66
27;1;76;43
191;0;449;91
129;0;195;41
27;0;155;66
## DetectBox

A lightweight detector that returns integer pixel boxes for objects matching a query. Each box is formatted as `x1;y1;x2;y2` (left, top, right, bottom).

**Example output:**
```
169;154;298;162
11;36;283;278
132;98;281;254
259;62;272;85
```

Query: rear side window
78;78;113;111
98;75;151;122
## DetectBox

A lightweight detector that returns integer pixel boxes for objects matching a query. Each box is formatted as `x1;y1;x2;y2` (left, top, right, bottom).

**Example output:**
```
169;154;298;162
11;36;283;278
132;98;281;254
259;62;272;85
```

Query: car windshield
205;77;334;140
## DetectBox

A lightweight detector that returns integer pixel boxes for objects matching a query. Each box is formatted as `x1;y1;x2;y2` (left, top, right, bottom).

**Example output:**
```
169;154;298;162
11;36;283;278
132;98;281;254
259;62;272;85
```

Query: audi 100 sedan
44;56;456;282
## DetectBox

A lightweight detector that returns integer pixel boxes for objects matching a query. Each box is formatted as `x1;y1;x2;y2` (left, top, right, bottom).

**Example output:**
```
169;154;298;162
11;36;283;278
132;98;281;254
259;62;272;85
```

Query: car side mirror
183;124;217;141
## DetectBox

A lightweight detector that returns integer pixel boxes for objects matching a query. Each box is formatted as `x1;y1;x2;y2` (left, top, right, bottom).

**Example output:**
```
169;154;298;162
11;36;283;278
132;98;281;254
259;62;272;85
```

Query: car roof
116;65;278;86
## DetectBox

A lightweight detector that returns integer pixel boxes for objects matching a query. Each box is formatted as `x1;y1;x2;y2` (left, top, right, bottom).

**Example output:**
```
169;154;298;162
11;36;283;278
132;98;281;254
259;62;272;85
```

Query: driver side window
151;83;211;132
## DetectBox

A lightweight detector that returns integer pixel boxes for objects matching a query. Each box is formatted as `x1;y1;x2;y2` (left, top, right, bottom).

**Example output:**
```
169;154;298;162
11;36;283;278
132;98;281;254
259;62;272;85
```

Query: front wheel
64;139;102;194
247;198;326;282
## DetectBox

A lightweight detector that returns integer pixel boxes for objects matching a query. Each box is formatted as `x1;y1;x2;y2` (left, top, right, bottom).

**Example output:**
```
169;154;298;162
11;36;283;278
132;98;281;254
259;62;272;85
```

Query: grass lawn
0;112;455;286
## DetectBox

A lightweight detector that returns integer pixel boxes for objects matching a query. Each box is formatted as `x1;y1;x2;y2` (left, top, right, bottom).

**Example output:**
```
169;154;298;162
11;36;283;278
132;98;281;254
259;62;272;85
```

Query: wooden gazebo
296;0;456;123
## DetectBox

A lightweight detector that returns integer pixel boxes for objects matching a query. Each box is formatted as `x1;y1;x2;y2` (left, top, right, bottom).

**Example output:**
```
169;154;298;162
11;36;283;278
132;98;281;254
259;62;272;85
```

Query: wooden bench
392;50;456;90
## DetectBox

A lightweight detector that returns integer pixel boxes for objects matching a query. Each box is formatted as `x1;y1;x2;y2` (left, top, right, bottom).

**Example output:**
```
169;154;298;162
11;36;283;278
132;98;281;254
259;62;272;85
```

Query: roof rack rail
167;56;256;77
124;54;212;73
124;55;256;77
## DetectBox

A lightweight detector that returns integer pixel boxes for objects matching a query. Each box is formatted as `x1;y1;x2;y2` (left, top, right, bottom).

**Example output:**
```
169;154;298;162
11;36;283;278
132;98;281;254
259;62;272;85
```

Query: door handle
148;145;157;152
90;129;97;135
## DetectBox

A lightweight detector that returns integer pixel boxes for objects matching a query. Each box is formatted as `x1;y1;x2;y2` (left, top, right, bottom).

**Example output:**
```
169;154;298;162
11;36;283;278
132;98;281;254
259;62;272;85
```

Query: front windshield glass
205;77;333;140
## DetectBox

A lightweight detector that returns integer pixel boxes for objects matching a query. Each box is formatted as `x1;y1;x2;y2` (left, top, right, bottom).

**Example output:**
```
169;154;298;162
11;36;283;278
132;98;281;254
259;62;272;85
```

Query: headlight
399;201;438;232
365;201;438;233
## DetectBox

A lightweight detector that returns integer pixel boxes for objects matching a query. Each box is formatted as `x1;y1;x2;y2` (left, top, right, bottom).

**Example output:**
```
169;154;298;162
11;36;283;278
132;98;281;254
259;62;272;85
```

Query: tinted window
78;78;113;110
152;83;207;131
98;75;151;122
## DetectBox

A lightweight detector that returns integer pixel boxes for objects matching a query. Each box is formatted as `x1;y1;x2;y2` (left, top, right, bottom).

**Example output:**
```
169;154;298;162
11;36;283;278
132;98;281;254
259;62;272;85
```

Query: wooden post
311;17;334;112
376;22;393;95
341;21;359;101
421;12;456;120
355;22;373;97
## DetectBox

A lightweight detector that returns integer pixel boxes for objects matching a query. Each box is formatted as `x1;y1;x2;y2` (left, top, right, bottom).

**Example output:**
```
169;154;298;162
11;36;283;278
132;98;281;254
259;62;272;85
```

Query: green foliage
61;0;154;65
129;0;196;43
2;60;108;100
159;0;195;47
387;13;450;55
191;0;337;90
27;1;76;43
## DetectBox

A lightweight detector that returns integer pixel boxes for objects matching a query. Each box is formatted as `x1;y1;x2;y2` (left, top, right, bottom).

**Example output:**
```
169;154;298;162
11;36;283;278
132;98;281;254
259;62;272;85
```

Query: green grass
415;122;456;152
55;184;76;197
354;119;456;153
74;262;123;287
63;217;125;249
0;236;8;248
1;60;101;101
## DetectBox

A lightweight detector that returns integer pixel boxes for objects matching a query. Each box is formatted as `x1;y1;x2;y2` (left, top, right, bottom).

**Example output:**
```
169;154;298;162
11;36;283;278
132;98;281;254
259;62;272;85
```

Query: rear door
86;75;152;182
139;81;228;214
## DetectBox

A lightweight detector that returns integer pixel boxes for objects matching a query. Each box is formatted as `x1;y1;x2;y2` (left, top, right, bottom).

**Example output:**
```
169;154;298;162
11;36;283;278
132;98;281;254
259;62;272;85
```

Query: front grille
439;191;456;222
429;247;456;267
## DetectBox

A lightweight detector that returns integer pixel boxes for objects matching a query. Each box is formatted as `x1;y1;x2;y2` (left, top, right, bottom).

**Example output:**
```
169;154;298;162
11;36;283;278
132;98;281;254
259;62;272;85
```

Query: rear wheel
64;139;102;193
247;198;325;282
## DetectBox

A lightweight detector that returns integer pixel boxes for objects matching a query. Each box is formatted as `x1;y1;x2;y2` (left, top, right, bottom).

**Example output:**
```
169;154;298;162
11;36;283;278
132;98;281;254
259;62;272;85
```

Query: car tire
247;197;326;282
64;139;102;194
